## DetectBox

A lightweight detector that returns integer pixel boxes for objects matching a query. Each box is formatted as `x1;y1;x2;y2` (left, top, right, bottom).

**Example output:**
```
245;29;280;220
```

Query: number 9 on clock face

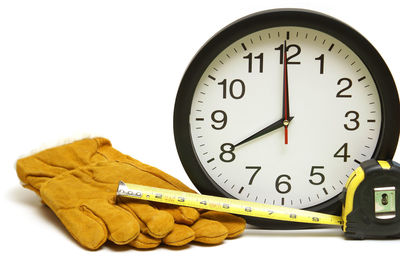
173;9;400;227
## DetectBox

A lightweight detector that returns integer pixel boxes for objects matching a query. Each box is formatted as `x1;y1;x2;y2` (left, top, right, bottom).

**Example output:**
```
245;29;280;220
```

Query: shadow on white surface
7;185;80;246
245;225;343;238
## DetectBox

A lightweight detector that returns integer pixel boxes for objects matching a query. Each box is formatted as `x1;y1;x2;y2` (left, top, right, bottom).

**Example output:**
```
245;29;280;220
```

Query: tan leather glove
16;137;245;250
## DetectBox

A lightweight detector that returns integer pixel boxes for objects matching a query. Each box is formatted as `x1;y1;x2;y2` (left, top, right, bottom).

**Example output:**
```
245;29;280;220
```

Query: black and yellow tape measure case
342;159;400;239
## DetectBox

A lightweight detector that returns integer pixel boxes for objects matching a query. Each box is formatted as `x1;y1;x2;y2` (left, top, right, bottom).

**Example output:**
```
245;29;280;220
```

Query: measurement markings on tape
117;181;343;226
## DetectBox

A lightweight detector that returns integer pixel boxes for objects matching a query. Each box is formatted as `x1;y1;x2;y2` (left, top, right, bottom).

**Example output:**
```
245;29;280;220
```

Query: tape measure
117;160;400;239
117;182;343;226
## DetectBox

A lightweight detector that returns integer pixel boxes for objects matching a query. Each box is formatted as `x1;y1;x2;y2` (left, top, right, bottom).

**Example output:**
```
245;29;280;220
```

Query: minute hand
234;116;294;148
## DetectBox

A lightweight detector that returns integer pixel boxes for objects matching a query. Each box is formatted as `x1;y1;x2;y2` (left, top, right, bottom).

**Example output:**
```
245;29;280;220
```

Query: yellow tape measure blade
117;181;343;226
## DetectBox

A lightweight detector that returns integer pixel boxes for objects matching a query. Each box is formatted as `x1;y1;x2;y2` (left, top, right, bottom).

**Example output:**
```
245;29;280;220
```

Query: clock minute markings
358;76;366;82
207;158;215;163
322;187;328;195
200;30;378;211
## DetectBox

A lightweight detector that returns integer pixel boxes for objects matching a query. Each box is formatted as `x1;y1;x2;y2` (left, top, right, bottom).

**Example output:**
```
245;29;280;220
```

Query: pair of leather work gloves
16;138;246;250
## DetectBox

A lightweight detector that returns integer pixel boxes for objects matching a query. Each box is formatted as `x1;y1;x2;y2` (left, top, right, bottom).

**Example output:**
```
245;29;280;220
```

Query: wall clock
173;9;400;227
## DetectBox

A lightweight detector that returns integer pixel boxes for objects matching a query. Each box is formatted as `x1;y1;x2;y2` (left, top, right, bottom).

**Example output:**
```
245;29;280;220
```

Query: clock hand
282;40;291;145
234;116;294;148
235;41;295;149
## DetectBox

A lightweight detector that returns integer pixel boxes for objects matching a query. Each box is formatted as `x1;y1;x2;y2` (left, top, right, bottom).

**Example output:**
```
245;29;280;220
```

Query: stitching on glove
91;139;191;192
115;160;190;192
58;206;108;250
34;155;72;172
119;201;173;239
227;229;244;238
178;207;199;224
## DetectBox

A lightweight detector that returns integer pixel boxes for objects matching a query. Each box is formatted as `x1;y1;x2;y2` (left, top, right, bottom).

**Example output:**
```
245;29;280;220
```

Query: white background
1;1;399;267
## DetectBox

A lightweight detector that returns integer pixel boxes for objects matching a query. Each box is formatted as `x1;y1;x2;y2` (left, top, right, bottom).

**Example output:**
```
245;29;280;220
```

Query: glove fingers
200;211;246;238
129;233;161;249
83;199;140;245
57;207;107;250
119;200;174;238
119;205;163;249
191;218;228;245
162;224;195;247
155;203;200;225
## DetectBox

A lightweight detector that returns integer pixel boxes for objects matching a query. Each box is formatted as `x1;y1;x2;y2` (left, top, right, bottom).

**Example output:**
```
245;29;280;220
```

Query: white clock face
189;26;382;208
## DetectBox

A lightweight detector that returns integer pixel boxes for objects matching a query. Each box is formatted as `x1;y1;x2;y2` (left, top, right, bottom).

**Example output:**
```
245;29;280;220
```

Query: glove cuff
16;137;111;192
16;137;197;194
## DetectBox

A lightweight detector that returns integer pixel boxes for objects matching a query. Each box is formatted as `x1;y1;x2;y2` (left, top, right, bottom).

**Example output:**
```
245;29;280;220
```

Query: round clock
173;9;400;227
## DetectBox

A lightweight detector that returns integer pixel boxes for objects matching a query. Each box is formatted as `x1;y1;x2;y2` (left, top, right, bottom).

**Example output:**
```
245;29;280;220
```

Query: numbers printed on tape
117;182;343;226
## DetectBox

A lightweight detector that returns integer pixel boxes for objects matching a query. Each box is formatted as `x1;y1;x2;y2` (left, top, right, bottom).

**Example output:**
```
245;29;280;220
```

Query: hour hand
234;116;294;148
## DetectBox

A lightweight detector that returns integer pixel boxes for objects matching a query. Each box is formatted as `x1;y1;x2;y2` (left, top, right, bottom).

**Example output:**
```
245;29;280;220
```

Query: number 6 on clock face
174;9;400;228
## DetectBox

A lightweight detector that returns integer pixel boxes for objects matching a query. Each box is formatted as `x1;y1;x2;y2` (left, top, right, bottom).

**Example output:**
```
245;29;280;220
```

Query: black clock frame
173;9;400;228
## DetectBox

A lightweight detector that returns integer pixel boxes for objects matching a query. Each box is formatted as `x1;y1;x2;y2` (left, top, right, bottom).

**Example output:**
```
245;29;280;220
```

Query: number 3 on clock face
173;9;400;227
